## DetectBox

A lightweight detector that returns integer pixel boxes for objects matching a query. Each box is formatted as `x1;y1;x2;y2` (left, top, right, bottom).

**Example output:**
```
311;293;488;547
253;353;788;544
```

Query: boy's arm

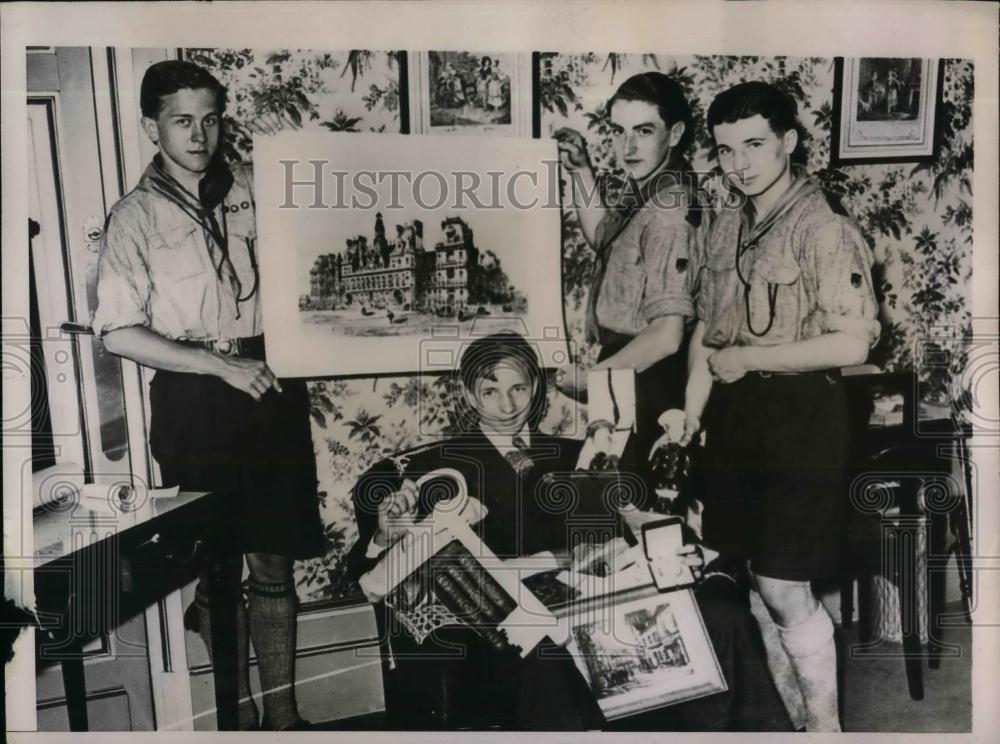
681;320;714;446
554;127;606;247
102;326;281;402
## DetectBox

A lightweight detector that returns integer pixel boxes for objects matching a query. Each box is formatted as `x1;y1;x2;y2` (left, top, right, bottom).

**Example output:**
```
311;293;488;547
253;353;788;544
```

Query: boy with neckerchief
673;81;880;732
92;60;324;731
555;73;706;469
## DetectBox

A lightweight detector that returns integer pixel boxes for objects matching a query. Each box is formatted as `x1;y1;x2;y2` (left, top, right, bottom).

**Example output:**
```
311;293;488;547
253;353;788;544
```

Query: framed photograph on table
407;51;532;136
832;58;943;165
554;585;726;720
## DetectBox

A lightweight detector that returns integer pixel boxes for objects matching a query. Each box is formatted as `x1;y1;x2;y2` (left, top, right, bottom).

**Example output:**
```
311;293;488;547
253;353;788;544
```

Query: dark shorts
701;371;848;582
148;350;325;559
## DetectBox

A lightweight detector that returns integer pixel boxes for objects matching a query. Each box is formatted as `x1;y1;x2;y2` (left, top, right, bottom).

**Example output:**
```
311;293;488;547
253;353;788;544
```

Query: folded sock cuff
247;580;296;599
777;604;834;659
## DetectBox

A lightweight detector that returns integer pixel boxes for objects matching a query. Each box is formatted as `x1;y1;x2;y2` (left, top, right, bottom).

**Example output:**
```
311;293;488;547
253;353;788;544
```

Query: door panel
27;46;155;732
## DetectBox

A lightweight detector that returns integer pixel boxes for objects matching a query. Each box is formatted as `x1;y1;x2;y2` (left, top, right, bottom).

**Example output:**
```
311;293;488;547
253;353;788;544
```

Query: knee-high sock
247;579;299;730
777;604;841;732
750;589;806;729
193;587;259;730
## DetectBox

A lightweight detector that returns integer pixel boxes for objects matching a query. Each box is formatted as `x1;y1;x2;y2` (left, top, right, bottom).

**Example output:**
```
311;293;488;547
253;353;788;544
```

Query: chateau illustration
304;214;525;316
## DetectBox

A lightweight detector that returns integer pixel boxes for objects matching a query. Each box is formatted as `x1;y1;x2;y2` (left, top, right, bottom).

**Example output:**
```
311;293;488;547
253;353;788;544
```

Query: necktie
505;435;534;476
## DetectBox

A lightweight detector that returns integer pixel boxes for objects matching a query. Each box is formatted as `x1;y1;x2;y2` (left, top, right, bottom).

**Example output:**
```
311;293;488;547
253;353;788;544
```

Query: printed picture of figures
856;58;923;122
834;57;941;164
429;51;512;128
254;131;565;377
299;211;527;337
563;588;726;719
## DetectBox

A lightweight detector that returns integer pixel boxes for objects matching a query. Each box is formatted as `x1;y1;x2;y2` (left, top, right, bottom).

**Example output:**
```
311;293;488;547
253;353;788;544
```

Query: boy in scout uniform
93;60;324;730
674;82;880;731
556;73;704;463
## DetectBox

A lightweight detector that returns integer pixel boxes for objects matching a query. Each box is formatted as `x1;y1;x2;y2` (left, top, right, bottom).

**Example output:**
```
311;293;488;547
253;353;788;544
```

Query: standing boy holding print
92;60;324;731
674;82;880;731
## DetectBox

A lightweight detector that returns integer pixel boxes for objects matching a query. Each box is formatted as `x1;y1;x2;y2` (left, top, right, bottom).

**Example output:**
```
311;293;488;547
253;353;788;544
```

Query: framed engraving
832;57;942;164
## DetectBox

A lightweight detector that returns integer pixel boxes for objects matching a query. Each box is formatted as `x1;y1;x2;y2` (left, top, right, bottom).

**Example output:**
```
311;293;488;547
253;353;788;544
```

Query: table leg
206;552;243;731
896;484;924;701
60;647;89;731
926;507;948;670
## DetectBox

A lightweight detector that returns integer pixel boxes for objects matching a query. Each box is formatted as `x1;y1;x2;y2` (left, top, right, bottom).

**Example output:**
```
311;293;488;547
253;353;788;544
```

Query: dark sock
247;578;300;730
193;586;259;730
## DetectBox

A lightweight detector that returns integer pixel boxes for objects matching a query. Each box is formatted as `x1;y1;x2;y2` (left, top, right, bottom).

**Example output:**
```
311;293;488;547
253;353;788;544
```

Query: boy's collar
147;153;234;210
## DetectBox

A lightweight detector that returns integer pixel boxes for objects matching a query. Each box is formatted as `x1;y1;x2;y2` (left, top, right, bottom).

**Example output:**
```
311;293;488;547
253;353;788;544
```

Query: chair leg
841;577;855;630
857;573;874;644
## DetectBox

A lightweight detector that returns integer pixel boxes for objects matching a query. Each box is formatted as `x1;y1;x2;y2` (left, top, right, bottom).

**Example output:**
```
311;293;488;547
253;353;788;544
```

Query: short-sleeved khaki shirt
92;161;261;340
697;177;880;350
587;176;704;344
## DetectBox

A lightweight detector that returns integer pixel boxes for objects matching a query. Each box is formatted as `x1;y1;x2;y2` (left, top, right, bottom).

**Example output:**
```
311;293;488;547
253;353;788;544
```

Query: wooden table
33;489;245;730
841;371;974;701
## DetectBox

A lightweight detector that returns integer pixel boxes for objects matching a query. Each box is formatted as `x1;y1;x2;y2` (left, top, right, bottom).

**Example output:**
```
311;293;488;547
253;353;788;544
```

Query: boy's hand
553;127;593;173
214;355;282;401
708;347;751;383
246;110;301;136
375;479;420;548
648;412;701;456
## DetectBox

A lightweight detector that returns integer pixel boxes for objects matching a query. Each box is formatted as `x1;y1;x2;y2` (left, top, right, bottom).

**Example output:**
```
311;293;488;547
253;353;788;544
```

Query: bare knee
753;574;818;627
246;552;292;584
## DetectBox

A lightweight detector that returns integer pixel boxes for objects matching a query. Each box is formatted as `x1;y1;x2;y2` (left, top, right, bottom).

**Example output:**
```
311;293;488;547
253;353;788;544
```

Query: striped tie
505;435;534;476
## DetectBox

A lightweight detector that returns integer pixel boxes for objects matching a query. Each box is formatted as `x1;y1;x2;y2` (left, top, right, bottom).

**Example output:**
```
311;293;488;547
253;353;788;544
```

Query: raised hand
553;127;592;173
246;110;301;136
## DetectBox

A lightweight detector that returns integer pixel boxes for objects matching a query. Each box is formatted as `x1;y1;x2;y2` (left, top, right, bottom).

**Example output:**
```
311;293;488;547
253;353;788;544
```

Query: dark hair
457;331;548;432
140;60;228;119
706;81;802;138
607;72;694;155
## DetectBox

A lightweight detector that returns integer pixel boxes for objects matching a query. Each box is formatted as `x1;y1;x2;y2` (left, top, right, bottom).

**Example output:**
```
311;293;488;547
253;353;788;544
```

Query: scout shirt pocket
746;249;801;343
147;222;213;284
146;222;218;336
700;245;743;348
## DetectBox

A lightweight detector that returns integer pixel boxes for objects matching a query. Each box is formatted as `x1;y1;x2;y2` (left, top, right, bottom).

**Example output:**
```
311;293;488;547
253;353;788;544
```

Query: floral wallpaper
187;50;973;604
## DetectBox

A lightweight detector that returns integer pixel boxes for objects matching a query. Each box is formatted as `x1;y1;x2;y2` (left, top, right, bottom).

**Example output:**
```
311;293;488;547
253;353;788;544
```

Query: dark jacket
346;429;604;730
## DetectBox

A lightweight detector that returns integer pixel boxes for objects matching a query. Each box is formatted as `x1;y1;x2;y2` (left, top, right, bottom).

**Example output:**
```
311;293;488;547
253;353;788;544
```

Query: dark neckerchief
586;159;698;345
737;168;820;251
146;155;244;308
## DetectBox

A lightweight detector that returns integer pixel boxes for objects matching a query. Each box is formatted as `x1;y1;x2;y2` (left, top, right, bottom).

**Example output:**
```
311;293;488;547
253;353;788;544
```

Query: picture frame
407;51;532;136
552;584;727;721
832;57;943;165
253;130;567;378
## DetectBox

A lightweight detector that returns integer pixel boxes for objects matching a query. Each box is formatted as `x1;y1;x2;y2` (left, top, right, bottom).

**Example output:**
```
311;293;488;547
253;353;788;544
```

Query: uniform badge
675;257;689;273
850;272;863;288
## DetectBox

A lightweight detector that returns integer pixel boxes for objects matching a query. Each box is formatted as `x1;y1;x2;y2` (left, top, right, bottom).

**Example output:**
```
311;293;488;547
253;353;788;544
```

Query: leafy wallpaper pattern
186;49;974;603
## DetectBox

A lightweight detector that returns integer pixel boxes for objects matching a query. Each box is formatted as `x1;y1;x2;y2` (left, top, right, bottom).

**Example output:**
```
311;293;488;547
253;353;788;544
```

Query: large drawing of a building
305;214;523;315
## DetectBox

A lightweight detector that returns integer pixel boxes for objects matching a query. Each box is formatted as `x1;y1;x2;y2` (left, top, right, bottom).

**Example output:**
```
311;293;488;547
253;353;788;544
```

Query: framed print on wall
832;57;943;165
407;51;532;136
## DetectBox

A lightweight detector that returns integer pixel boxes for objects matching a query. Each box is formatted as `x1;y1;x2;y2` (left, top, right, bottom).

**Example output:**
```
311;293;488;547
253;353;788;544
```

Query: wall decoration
832;58;942;165
408;51;532;136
